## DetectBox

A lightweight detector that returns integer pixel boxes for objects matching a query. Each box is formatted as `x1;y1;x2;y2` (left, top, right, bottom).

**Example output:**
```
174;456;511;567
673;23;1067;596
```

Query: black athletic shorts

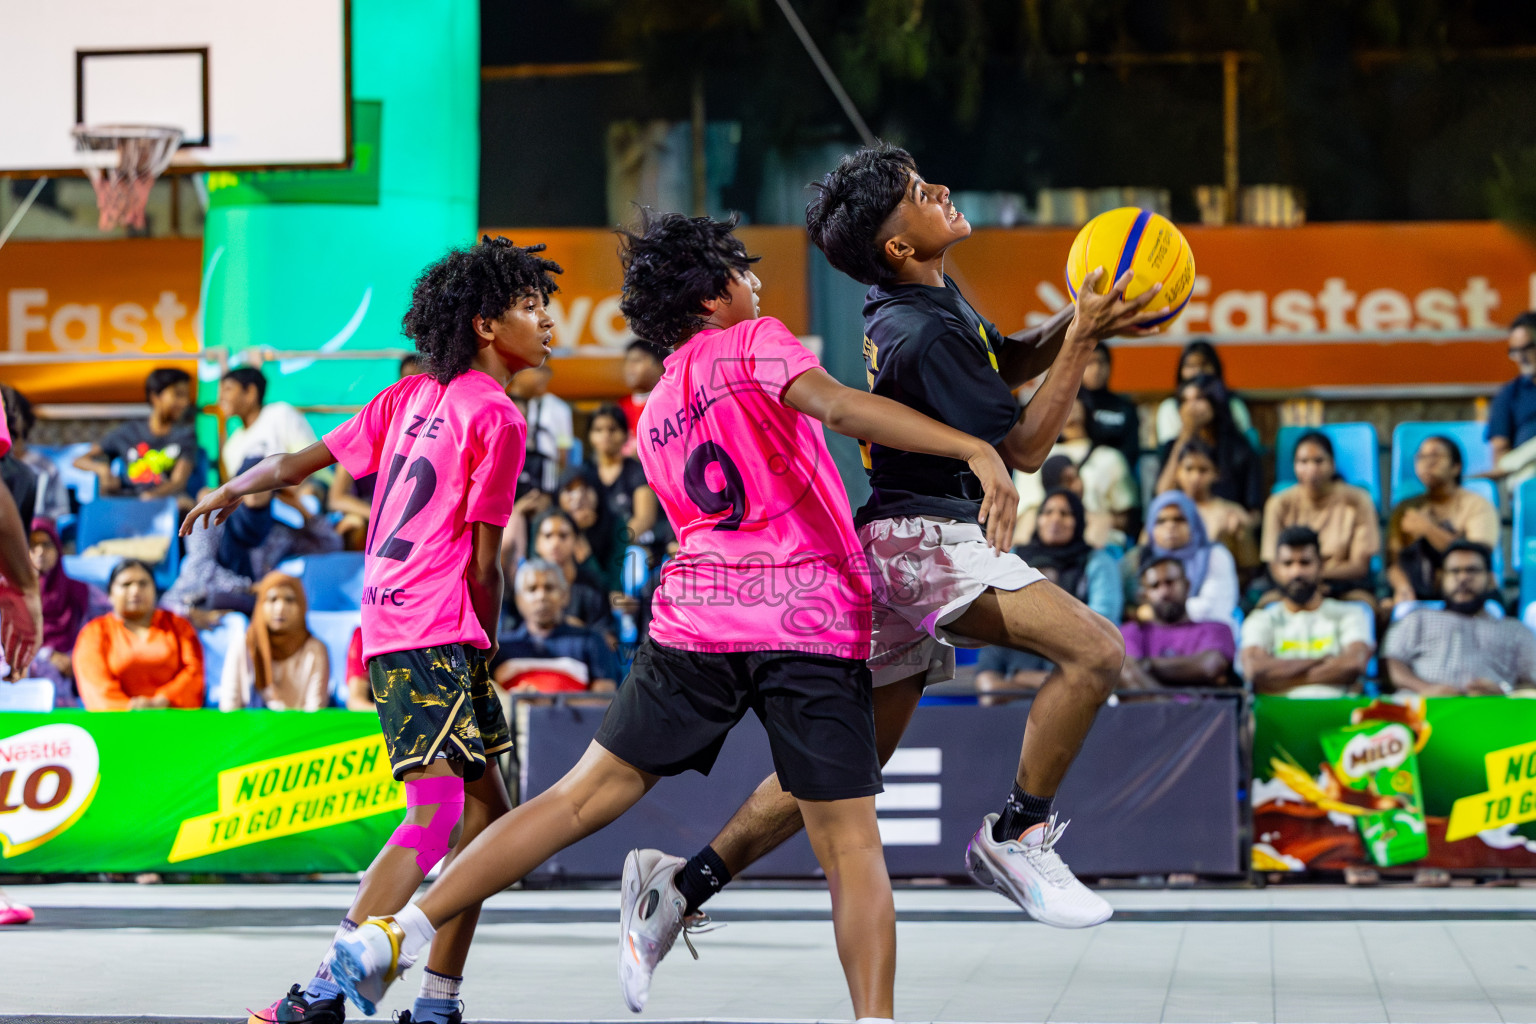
594;639;882;802
370;644;513;782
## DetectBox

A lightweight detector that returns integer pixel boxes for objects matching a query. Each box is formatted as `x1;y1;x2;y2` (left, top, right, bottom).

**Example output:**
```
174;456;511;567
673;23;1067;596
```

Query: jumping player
620;143;1163;999
317;211;1020;1023
181;237;559;1024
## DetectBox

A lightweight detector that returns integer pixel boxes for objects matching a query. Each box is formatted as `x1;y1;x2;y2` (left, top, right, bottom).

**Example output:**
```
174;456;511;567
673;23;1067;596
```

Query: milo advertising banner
1253;695;1536;873
0;712;403;873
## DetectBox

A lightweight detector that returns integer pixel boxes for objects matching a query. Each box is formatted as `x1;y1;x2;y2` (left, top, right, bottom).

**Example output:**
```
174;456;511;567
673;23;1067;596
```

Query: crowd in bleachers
7;315;1536;711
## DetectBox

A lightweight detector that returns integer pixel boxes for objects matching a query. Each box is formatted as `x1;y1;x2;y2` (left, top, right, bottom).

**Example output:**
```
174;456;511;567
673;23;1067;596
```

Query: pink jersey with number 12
324;369;526;661
638;315;871;659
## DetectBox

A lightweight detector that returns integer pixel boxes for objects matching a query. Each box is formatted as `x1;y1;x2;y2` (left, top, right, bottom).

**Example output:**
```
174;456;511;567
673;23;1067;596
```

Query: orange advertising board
2;239;202;402
946;222;1536;394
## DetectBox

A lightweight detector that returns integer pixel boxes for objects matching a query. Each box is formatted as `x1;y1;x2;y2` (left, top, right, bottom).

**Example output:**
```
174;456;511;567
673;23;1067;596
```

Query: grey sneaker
965;813;1112;928
618;849;690;1012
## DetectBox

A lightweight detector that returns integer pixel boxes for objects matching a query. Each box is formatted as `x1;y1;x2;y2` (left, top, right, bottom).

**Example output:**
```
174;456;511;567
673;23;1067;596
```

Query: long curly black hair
402;235;563;384
617;211;759;350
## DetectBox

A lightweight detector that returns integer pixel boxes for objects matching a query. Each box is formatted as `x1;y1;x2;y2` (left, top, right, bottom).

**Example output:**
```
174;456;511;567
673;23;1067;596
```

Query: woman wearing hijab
1133;491;1239;626
220;572;330;711
27;518;92;680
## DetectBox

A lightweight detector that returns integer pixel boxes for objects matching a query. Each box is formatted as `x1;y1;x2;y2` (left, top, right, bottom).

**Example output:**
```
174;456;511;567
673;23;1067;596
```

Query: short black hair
1276;525;1321;557
618;211;759;350
1176;437;1220;470
402;235;563;385
145;367;191;401
805;143;916;287
399;354;420;373
1443;539;1492;572
1139;553;1186;579
589;402;630;438
0;384;33;441
221;366;267;404
108;557;159;593
625;339;668;363
1510;311;1536;333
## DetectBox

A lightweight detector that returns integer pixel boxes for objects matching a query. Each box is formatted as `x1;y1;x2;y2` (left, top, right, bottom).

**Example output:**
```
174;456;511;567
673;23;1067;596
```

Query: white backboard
0;0;350;175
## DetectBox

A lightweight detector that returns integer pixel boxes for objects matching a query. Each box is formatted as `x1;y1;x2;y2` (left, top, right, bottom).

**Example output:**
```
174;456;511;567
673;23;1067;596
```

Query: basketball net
71;124;183;231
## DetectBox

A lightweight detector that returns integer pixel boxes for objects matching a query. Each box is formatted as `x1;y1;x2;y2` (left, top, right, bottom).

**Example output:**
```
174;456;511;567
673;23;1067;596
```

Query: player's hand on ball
180;485;244;536
967;444;1019;555
1071;268;1163;341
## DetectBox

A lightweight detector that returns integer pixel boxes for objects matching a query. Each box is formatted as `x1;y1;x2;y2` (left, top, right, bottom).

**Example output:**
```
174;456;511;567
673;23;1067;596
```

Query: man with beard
1119;555;1234;689
1383;541;1536;695
1239;526;1373;696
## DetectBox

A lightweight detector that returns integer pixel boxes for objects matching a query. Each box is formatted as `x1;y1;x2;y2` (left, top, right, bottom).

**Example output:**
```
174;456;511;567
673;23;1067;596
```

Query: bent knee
1074;625;1124;698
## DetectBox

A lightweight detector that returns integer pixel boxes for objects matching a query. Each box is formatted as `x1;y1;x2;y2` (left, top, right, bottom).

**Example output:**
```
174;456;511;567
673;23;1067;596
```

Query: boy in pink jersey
182;237;560;1024
319;212;1018;1024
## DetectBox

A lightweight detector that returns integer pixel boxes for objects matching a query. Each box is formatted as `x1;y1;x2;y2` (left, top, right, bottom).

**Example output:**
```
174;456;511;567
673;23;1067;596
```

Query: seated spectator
587;404;661;546
75;559;204;710
1132;492;1238;627
220;572;330;711
73;368;197;509
979;490;1121;704
218;366;321;479
2;386;67;520
1013;395;1136;548
521;508;613;633
1239;527;1373;697
1167;438;1259;575
1386;435;1500;609
1486;311;1536;477
1013;453;1074;548
1154;339;1254;445
1079;341;1142;488
617;340;667;457
1383;541;1536;695
344;626;373;711
27;518;93;702
1119;555;1235;689
558;464;625;590
1155;374;1264;512
1260;430;1379;604
491;559;618;694
510;363;573;493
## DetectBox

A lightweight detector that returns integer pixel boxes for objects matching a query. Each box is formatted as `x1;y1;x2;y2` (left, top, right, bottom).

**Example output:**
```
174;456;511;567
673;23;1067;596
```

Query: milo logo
1340;723;1414;780
0;724;100;857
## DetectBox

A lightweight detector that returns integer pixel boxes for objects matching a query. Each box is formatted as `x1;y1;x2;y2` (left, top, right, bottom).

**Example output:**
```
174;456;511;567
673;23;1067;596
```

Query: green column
199;0;478;414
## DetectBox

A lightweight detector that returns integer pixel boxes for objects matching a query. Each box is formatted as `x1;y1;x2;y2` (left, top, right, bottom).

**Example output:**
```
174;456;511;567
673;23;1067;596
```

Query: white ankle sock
395;902;437;959
854;1017;894;1024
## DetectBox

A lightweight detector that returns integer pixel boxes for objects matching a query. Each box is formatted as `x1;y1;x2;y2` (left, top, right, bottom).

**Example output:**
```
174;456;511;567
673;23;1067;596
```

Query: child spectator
27;518;93;698
491;558;618;693
557;463;625;590
1170;438;1259;575
217;366;320;478
75;559;204;710
1155;374;1264;511
1134;491;1239;627
1119;555;1234;689
1154;339;1253;445
1260;430;1379;604
74;368;197;508
1386;434;1501;609
2;386;68;520
586;404;660;546
220;571;330;711
1240;526;1373;697
1012;394;1136;546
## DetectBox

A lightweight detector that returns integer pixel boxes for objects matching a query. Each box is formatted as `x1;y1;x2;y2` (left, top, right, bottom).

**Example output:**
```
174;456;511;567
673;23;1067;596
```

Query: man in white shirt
508;363;573;493
217;367;321;478
1240;526;1373;697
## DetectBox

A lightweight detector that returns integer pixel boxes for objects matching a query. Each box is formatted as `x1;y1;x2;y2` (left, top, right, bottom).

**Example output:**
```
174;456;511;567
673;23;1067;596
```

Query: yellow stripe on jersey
979;323;999;371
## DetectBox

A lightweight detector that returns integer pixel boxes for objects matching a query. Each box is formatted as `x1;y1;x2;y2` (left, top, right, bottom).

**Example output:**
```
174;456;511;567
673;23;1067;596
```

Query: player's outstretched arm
783;368;1018;553
999;269;1159;474
179;441;338;535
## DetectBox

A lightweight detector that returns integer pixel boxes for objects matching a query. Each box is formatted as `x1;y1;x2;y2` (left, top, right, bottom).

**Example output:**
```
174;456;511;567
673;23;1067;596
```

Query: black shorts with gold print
369;644;512;782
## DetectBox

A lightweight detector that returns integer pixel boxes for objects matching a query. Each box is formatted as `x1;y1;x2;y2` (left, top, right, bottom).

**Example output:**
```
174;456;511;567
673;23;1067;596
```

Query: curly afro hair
805;143;915;287
618;211;760;350
402;235;563;384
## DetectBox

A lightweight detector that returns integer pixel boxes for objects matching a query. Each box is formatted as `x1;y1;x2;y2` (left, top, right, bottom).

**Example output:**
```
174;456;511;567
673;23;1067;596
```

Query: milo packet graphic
1319;719;1429;867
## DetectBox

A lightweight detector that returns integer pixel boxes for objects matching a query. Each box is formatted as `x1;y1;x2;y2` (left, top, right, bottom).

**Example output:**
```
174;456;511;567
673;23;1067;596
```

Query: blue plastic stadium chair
308;609;363;706
76;495;181;590
197;612;249;708
61;554;117;592
33;442;100;507
1513;479;1536;574
0;679;55;712
1274;423;1383;511
276;552;366;612
1391;421;1493;504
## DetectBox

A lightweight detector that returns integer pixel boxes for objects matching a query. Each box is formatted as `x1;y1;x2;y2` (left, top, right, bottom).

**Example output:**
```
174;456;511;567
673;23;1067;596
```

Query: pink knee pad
388;775;465;874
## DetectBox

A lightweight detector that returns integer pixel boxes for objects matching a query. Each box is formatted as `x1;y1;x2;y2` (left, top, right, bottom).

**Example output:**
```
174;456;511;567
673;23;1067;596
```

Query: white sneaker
618;848;692;1012
328;916;415;1016
965;812;1112;928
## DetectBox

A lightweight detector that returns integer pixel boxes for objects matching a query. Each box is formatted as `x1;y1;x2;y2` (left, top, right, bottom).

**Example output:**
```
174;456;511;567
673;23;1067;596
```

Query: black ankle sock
994;784;1052;842
674;845;732;915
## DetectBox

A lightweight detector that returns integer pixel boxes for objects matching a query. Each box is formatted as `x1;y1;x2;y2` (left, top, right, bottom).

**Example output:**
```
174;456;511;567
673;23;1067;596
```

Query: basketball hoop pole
0;176;48;253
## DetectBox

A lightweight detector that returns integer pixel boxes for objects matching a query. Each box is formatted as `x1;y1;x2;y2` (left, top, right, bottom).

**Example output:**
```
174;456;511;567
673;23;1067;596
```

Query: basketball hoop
71;124;183;231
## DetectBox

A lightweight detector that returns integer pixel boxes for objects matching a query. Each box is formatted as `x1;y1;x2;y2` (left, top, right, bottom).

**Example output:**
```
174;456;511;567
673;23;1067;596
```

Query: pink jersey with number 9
638;316;871;659
324;370;526;661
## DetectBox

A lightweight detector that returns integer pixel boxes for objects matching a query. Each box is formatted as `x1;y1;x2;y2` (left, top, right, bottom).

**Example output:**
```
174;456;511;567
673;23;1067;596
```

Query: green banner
0;711;402;874
205;101;382;207
1254;695;1536;872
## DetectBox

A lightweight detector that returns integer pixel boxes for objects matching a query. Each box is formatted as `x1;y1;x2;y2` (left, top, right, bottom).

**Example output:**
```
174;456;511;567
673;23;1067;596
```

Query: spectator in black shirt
73;367;197;509
587;404;660;546
1079;341;1142;479
1154;374;1264;512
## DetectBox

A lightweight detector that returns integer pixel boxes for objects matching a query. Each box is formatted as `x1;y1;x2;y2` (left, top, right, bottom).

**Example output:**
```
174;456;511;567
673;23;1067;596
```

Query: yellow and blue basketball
1065;207;1195;329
